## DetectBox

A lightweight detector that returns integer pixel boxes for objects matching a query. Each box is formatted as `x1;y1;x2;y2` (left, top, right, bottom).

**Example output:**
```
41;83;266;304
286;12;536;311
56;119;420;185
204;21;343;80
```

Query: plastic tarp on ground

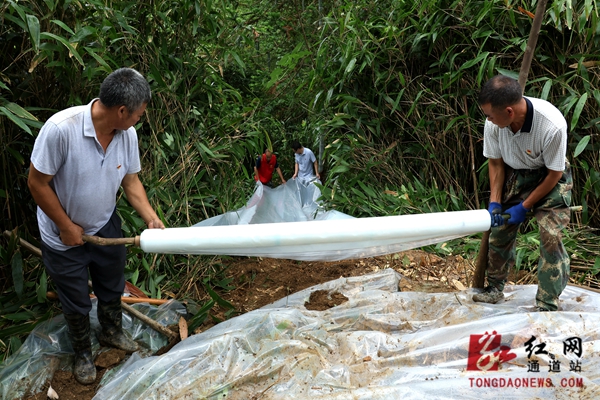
139;180;492;261
3;271;600;399
0;300;186;400
85;270;600;399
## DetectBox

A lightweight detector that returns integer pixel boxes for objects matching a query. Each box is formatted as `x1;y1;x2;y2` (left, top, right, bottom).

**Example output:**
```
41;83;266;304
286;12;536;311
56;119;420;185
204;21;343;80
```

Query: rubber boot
64;313;97;385
97;298;139;353
472;285;504;304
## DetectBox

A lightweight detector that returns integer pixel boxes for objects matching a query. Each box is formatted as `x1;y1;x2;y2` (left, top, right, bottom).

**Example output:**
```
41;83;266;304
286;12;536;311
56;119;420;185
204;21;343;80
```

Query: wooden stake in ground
472;0;549;289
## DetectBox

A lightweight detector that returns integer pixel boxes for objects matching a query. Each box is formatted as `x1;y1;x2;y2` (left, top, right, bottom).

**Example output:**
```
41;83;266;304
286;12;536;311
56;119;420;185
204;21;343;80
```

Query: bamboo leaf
186;299;215;333
8;0;27;26
8;336;22;357
6;146;24;164
0;107;32;135
344;57;357;74
573;135;590;158
205;284;234;309
130;268;139;287
70;26;96;44
37;270;48;303
83;47;112;72
40;32;84;66
43;0;56;11
4;311;35;322
570;93;588;131
496;68;519;80
148;63;168;90
26;14;40;51
50;20;75;35
11;252;24;298
329;165;350;174
2;12;26;30
227;50;246;76
460;52;489;70
541;79;553;100
5;102;38;121
0;323;37;338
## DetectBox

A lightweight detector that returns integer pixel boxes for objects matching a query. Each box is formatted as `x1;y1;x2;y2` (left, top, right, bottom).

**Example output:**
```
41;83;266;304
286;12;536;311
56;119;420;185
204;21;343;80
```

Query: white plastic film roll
139;209;491;261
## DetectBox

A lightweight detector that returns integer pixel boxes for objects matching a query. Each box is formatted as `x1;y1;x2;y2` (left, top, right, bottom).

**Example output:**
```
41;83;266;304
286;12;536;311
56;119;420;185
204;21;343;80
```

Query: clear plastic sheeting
193;179;351;226
91;270;600;399
141;181;492;261
0;299;185;400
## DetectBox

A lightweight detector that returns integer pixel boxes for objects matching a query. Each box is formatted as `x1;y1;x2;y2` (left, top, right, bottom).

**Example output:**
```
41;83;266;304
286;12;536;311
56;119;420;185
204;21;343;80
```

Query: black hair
478;75;522;108
291;141;302;151
99;68;151;112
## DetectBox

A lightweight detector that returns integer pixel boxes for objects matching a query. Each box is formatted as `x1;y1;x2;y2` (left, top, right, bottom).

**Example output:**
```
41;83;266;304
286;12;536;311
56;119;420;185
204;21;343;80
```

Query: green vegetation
2;0;600;360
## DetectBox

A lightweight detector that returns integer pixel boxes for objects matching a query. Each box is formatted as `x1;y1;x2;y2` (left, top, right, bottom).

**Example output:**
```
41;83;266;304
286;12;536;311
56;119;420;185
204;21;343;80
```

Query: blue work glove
505;201;530;224
488;202;504;227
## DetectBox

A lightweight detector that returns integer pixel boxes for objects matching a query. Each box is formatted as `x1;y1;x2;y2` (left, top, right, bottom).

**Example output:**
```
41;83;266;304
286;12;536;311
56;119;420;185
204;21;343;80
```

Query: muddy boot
97;298;139;353
64;313;97;385
472;286;504;304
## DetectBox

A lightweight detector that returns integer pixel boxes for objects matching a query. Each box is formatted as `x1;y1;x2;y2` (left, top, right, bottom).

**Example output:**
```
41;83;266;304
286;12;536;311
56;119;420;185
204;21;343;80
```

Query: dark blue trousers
41;210;126;315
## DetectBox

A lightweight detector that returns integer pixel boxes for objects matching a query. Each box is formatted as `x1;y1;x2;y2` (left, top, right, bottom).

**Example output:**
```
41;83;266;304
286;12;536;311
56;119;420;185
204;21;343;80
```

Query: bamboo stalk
518;0;550;89
82;234;141;247
464;96;479;209
46;291;171;306
3;230;42;258
121;301;178;342
569;283;600;295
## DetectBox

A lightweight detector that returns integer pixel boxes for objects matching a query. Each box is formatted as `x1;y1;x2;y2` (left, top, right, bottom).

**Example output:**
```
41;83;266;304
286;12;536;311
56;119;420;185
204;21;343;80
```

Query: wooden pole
518;0;550;90
83;234;140;247
46;291;171;306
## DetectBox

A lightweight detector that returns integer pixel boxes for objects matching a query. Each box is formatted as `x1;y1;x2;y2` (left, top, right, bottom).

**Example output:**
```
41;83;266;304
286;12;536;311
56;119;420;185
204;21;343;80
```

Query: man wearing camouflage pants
474;75;573;312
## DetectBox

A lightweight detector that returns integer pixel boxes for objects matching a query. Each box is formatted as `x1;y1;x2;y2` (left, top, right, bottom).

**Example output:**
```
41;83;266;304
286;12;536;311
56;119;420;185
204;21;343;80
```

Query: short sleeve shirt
30;99;141;251
483;97;567;172
294;147;317;179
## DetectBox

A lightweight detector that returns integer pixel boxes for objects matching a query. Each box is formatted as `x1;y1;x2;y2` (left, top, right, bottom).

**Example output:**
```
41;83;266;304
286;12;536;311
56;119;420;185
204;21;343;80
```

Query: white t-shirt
483;97;567;171
294;147;317;179
31;99;141;251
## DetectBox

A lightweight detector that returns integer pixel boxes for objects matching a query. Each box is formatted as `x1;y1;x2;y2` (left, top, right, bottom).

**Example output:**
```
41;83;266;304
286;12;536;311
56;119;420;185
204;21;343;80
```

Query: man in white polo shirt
28;68;165;384
291;140;320;183
473;75;572;312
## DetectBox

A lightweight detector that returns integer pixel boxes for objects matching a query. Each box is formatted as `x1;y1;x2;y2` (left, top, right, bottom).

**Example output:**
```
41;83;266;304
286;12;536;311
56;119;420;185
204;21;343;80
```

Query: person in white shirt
291;140;320;183
473;75;573;312
28;68;165;384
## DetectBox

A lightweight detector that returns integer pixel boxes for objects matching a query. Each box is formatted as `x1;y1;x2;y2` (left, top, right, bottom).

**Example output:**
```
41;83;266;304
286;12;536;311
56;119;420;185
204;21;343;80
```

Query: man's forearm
122;176;161;226
28;166;73;231
30;184;72;230
276;168;285;181
523;170;562;209
488;159;505;203
28;165;84;245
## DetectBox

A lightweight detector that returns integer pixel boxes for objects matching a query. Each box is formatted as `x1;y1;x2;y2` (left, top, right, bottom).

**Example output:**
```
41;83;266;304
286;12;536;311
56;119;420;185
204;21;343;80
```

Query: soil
190;249;490;333
305;290;349;310
23;249;524;399
23;349;125;400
